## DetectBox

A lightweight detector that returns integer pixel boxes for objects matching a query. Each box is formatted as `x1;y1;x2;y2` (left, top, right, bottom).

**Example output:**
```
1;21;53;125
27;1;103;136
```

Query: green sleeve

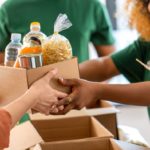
0;4;10;52
111;40;145;83
91;1;115;45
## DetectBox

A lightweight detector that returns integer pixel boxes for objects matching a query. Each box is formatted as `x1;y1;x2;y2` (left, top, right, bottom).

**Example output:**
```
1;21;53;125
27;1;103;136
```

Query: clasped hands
31;69;100;115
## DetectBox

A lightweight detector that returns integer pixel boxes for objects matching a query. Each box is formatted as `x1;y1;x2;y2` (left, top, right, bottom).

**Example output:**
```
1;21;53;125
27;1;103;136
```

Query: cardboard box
86;100;119;139
31;116;113;142
6;116;113;150
7;116;148;150
0;58;79;106
30;101;119;139
29;109;88;120
36;138;150;150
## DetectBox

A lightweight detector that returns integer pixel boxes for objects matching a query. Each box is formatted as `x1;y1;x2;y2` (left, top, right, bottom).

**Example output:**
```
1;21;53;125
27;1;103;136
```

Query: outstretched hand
55;78;101;114
31;69;67;115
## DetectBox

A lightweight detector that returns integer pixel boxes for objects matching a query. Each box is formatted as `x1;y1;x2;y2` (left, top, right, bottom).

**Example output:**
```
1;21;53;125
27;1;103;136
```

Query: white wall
0;0;6;6
100;0;106;4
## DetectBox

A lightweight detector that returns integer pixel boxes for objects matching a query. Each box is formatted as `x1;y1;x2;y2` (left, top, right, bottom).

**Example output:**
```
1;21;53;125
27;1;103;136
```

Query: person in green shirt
56;0;150;116
0;0;115;63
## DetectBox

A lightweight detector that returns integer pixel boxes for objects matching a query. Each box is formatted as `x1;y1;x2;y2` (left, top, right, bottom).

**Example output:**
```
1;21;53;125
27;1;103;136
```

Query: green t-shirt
0;0;115;63
111;39;150;117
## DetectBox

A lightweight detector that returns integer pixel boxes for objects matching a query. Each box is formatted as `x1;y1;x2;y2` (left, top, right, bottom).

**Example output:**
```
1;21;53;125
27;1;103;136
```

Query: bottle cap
30;22;41;31
11;33;21;42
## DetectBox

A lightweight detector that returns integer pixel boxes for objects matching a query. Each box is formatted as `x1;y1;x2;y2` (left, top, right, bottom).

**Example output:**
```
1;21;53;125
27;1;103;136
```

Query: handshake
30;68;99;115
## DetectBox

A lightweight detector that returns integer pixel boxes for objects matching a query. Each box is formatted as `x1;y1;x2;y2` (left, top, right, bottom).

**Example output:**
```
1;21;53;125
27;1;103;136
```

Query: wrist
93;82;106;100
24;88;38;106
27;86;38;99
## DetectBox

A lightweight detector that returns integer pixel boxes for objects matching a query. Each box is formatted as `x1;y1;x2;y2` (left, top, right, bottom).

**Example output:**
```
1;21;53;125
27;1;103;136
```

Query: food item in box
13;46;42;68
13;22;46;68
4;33;22;67
23;22;47;47
19;46;42;54
18;53;43;69
42;14;72;65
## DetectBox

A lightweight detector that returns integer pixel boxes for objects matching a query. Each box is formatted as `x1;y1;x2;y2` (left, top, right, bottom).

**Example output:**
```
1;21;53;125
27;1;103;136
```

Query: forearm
80;56;119;81
3;89;37;127
80;59;107;81
98;82;150;106
95;45;116;57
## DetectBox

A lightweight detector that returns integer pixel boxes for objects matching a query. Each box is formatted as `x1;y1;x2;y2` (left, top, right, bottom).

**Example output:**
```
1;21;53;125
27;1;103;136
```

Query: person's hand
29;69;67;115
56;78;101;114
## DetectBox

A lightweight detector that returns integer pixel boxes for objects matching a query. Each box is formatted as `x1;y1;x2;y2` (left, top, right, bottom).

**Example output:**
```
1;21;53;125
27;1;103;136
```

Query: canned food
18;53;43;69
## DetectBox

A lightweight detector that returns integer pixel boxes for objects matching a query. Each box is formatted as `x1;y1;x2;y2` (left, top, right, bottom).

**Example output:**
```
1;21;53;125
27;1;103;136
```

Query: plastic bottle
23;22;47;47
4;33;22;66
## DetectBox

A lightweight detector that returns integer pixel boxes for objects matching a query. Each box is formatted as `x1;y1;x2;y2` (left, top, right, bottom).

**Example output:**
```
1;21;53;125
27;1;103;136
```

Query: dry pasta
42;14;73;65
42;34;72;65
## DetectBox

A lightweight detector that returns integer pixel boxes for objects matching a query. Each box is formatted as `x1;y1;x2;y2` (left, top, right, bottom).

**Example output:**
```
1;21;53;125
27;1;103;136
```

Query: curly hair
125;0;150;41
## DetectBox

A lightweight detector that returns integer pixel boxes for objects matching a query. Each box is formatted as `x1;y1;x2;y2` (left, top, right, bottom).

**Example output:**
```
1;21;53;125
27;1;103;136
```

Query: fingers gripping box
0;58;79;107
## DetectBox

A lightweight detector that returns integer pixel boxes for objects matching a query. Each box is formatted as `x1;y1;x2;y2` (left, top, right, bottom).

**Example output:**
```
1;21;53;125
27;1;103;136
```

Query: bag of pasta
42;14;72;65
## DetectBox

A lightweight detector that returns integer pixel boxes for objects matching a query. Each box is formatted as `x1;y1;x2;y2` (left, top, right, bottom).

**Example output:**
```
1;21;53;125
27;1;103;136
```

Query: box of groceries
0;14;79;106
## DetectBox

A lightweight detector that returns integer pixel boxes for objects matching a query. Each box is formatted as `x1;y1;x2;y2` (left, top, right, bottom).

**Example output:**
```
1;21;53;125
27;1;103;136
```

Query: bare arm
3;89;38;127
94;45;116;56
99;82;150;106
80;56;120;81
3;69;67;127
57;80;150;114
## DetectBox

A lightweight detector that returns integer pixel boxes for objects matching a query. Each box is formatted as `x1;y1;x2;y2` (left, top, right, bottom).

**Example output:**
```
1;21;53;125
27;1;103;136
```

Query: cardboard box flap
30;101;118;121
26;57;79;93
86;100;119;116
30;108;88;120
6;121;43;150
90;117;113;138
0;66;28;106
86;107;119;116
109;139;122;150
38;139;111;150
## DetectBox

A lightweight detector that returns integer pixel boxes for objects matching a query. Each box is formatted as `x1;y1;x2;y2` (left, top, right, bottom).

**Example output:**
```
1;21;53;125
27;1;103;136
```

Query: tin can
18;53;43;69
